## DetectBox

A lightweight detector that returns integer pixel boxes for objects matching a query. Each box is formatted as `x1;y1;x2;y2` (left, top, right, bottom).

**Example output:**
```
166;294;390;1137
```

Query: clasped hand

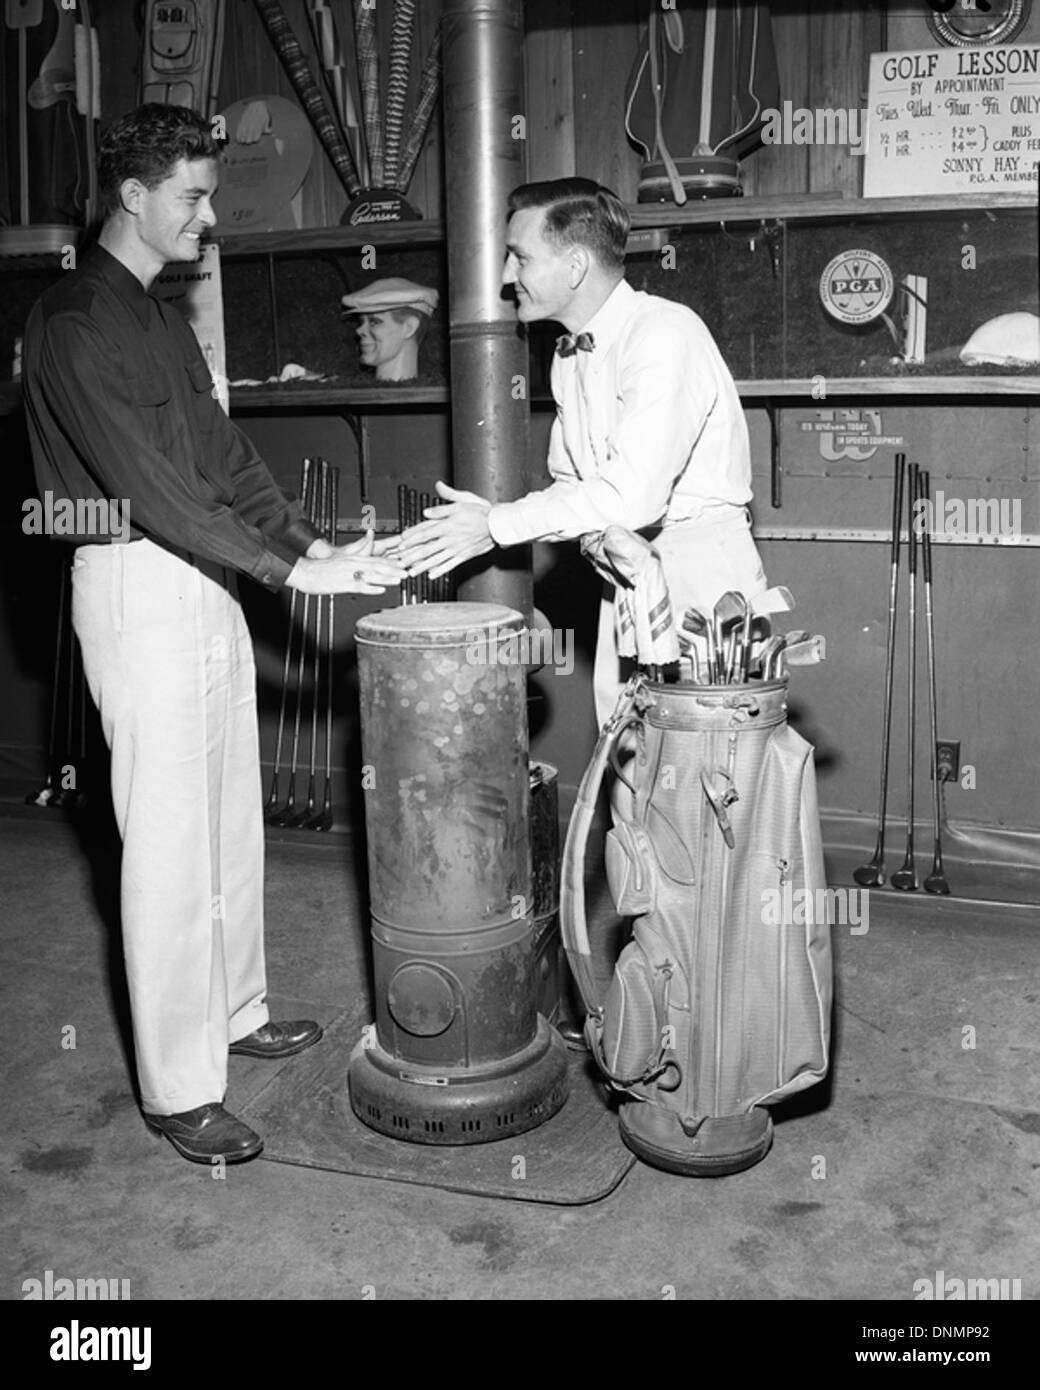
391;481;495;580
289;531;407;595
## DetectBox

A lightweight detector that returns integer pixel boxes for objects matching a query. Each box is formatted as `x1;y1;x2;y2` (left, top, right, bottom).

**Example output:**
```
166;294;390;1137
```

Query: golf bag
561;673;832;1175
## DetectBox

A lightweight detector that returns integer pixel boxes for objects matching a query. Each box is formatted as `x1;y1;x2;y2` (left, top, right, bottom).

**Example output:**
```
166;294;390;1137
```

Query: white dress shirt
487;278;752;547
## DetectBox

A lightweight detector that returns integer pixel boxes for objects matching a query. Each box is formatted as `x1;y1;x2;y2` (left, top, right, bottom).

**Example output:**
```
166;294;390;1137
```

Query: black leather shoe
228;1019;323;1059
145;1103;263;1164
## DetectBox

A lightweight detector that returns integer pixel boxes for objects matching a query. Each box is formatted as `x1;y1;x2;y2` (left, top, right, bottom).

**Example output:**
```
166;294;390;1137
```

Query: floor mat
241;1004;637;1205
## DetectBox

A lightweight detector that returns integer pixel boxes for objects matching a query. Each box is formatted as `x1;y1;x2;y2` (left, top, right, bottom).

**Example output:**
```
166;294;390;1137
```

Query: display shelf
215;221;446;259
626;191;1036;231
228;383;448;410
733;375;1040;397
4;374;1035;418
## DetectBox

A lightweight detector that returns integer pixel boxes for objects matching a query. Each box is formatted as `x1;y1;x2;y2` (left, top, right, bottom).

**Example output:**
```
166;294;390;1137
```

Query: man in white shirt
397;177;767;724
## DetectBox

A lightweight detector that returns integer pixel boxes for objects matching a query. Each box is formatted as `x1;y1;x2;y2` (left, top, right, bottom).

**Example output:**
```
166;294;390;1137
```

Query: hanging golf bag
561;673;832;1176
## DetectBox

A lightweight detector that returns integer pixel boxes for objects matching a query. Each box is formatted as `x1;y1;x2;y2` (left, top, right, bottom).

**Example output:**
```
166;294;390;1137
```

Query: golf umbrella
624;0;780;202
581;526;680;667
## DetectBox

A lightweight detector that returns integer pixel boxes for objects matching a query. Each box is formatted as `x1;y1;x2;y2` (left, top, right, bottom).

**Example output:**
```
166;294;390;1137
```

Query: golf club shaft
303;461;328;818
267;458;310;808
323;468;338;816
920;470;947;887
896;462;920;884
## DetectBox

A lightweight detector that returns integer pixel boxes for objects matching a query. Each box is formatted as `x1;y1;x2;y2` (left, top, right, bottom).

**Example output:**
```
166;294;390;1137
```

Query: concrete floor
2;809;1038;1304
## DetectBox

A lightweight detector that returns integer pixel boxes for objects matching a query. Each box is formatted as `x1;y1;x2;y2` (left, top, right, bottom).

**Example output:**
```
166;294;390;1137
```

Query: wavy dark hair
506;178;629;270
97;104;223;216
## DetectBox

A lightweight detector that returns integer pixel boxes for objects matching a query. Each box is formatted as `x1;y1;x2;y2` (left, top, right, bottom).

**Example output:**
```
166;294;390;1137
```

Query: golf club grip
252;0;361;197
396;27;442;193
907;462;919;575
889;452;905;566
383;0;417;188
919;469;933;585
353;0;384;187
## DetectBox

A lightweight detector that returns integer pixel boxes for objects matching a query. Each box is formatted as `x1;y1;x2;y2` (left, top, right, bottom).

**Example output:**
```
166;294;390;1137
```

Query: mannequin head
354;307;427;380
341;278;438;381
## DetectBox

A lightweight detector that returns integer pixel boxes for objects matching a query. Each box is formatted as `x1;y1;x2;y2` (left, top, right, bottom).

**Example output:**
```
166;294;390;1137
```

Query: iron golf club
288;459;328;827
855;453;906;889
682;606;718;684
891;462;920;892
265;458;311;820
713;591;744;682
305;463;339;832
919;470;950;894
268;459;319;827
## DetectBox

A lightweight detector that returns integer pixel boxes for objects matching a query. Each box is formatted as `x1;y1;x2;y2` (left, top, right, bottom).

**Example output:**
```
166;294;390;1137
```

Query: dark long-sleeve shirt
21;245;320;589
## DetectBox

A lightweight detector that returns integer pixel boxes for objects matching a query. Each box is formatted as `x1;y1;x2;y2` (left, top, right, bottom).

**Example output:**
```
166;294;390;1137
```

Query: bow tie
556;331;595;357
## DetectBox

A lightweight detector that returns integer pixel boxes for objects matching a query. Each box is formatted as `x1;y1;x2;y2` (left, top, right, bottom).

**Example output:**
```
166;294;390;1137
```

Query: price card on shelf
863;46;1040;197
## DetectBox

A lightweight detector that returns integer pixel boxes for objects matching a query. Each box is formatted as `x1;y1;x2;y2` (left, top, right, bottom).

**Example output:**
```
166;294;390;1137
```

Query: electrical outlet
936;739;961;784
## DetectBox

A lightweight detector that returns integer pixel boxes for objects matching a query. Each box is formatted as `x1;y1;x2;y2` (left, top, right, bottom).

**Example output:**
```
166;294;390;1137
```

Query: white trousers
593;507;768;727
71;539;269;1114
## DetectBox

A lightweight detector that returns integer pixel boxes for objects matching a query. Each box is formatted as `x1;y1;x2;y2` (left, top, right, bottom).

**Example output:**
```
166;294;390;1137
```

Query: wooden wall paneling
571;0;642;200
96;0;141;122
524;0;577;183
743;4;810;198
806;2;874;198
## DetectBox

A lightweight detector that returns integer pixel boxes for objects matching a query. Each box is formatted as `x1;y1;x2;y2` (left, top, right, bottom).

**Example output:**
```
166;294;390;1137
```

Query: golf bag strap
560;677;644;1019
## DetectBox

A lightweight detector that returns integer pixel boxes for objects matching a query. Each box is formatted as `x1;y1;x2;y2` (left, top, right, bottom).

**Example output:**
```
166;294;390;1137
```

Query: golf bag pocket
599;923;680;1084
605;821;658;915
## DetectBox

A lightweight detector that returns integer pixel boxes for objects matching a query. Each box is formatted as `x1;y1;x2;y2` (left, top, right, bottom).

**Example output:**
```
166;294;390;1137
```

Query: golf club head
754;634;784;679
781;635;827;669
923;856;950;895
750;586;795;618
303;809;333;832
890;863;918;891
265;803;296;828
853;863;885;887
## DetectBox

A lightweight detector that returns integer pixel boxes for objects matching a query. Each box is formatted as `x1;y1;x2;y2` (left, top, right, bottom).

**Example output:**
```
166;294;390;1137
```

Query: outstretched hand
392;481;496;580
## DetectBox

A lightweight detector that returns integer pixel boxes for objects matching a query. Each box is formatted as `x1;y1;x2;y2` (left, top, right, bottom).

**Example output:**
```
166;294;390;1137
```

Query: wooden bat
382;0;415;190
396;25;441;195
353;0;383;187
252;0;360;197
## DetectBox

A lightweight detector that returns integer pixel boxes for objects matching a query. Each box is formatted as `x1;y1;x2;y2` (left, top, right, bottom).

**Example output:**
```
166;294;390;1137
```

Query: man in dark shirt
22;104;405;1165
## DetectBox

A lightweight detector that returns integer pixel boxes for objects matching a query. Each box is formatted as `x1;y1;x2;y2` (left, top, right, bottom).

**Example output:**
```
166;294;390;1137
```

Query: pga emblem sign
819;249;894;325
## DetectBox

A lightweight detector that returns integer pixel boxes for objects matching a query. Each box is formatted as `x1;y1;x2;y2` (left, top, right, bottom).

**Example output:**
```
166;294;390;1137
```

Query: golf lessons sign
863;45;1040;197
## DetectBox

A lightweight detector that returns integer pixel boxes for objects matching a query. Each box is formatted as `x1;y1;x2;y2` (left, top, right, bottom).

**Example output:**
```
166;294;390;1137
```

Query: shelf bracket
340;412;370;518
763;397;783;509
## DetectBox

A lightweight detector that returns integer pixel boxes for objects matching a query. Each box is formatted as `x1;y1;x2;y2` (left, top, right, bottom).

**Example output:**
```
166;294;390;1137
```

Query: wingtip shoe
228;1019;323;1059
145;1103;263;1164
